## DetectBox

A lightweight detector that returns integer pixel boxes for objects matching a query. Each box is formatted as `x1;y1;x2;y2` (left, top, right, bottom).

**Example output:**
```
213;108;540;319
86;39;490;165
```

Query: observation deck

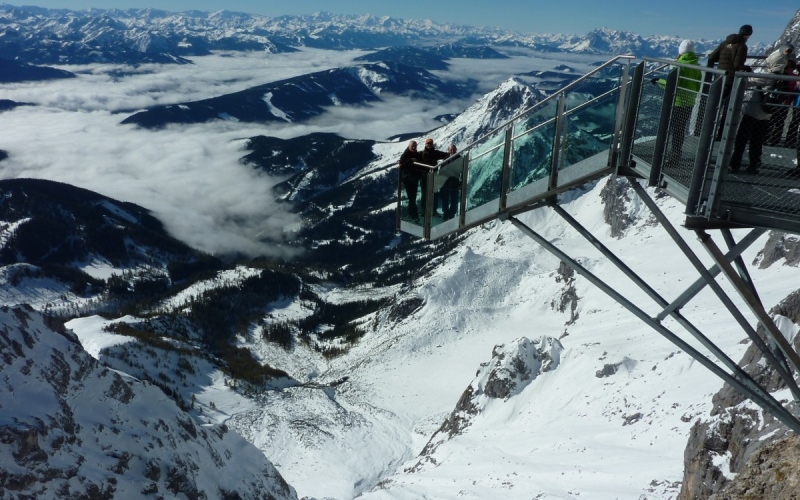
396;55;800;432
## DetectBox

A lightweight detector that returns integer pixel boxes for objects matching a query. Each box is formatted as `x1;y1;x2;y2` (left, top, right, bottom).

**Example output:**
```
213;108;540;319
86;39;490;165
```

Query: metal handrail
459;55;636;154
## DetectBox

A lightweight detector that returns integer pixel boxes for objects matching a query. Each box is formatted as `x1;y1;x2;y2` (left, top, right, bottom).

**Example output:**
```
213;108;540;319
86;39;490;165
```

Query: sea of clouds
0;47;598;258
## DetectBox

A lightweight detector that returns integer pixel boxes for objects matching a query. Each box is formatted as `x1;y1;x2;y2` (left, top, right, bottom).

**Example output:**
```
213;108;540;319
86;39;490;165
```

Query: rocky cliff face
0;304;297;500
677;288;800;500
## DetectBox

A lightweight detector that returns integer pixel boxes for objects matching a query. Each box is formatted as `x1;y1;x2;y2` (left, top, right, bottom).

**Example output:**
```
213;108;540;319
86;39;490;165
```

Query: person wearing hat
654;40;702;162
398;140;422;221
707;24;753;74
707;24;754;140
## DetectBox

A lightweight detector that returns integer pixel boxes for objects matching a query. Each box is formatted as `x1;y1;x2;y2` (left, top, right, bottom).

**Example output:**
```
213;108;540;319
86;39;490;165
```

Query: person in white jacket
729;50;796;175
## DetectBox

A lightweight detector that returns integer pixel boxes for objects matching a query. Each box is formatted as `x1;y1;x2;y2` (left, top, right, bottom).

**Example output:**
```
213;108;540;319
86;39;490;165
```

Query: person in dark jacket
707;24;753;140
398;140;422;221
436;144;462;220
707;25;752;74
419;138;449;216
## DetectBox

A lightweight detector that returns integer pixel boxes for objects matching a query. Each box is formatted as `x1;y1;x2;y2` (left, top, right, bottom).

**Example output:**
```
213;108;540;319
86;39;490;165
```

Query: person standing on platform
437;144;462;220
419;138;449;217
398;140;422;221
707;24;753;140
728;82;773;175
655;40;702;161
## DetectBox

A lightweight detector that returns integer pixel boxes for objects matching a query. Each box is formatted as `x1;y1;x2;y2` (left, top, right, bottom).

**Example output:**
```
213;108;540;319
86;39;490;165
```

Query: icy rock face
412;336;563;466
600;176;639;238
678;291;800;500
0;304;297;500
754;231;800;269
708;434;800;500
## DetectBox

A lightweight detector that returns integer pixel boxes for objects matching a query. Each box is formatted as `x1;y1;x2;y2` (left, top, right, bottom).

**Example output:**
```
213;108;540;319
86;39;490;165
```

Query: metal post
628;180;800;403
508;215;800;433
617;61;644;175
649;68;678;186
549;94;567;191
499;126;513;211
686;74;722;216
550;204;781;409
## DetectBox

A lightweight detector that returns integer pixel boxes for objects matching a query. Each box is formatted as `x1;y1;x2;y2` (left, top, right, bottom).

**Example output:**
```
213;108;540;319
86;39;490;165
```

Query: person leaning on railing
707;24;753;141
420;138;449;217
652;40;702;160
763;43;798;148
398;140;422;221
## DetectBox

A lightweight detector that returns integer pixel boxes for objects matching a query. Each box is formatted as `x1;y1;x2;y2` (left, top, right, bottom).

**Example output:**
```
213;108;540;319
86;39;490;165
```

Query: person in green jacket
660;40;703;161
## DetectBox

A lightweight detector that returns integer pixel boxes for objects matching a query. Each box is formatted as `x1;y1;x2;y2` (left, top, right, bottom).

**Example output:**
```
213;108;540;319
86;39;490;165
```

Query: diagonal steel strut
549;204;781;413
626;180;800;405
508;215;800;433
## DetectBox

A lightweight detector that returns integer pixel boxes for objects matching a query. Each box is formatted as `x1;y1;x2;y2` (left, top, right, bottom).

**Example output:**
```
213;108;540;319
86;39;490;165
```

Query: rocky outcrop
552;260;579;325
601;176;637;238
407;336;563;473
755;232;800;269
677;291;800;500
0;305;298;500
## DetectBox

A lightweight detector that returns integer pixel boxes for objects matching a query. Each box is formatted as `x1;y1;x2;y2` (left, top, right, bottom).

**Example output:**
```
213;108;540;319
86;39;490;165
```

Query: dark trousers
439;181;459;220
403;173;427;219
730;115;769;171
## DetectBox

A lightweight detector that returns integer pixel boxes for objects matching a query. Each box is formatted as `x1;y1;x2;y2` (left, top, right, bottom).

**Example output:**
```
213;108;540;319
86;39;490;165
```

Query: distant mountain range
0;4;764;68
120;61;473;129
2;5;798;499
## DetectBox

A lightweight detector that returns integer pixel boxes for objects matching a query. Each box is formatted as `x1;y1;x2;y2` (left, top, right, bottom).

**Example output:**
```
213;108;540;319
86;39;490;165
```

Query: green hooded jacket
657;51;702;107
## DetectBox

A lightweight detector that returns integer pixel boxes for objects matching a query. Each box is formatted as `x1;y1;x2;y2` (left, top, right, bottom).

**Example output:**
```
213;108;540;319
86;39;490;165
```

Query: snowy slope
213;176;797;500
0;305;298;500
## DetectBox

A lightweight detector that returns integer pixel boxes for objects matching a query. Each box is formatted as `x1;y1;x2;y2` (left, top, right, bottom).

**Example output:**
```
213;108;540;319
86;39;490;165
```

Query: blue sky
11;1;799;46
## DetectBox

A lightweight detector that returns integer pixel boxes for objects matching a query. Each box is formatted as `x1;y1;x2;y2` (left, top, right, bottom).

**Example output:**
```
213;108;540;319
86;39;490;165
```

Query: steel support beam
508;215;800;433
627;180;800;404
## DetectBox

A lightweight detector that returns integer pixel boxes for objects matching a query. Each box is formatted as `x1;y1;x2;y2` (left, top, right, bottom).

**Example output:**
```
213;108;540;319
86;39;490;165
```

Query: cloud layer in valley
0;47;597;257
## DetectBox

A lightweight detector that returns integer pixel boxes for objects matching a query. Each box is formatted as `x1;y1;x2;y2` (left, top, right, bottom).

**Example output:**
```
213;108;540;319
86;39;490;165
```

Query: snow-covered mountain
0;304;298;500
2;8;800;500
121;61;473;129
0;4;756;67
4;66;800;500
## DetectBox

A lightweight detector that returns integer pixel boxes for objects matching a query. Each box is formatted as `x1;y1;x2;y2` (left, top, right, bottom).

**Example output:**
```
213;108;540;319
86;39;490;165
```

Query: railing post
395;168;402;231
499;126;513;211
706;74;747;219
649;68;678;186
423;167;434;239
617;61;644;175
458;151;469;228
686;75;722;217
549;93;568;191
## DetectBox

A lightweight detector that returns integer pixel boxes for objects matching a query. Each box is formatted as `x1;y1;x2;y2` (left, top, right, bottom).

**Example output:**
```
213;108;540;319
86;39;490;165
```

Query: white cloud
0;47;588;258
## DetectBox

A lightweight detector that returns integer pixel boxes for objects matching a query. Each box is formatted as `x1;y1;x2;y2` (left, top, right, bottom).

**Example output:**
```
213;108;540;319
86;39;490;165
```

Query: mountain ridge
0;4;754;66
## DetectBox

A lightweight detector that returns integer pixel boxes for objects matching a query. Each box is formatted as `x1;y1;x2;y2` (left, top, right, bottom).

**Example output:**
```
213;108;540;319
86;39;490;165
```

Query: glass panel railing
464;130;506;224
506;107;557;207
430;155;465;238
630;61;667;168
556;86;620;186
